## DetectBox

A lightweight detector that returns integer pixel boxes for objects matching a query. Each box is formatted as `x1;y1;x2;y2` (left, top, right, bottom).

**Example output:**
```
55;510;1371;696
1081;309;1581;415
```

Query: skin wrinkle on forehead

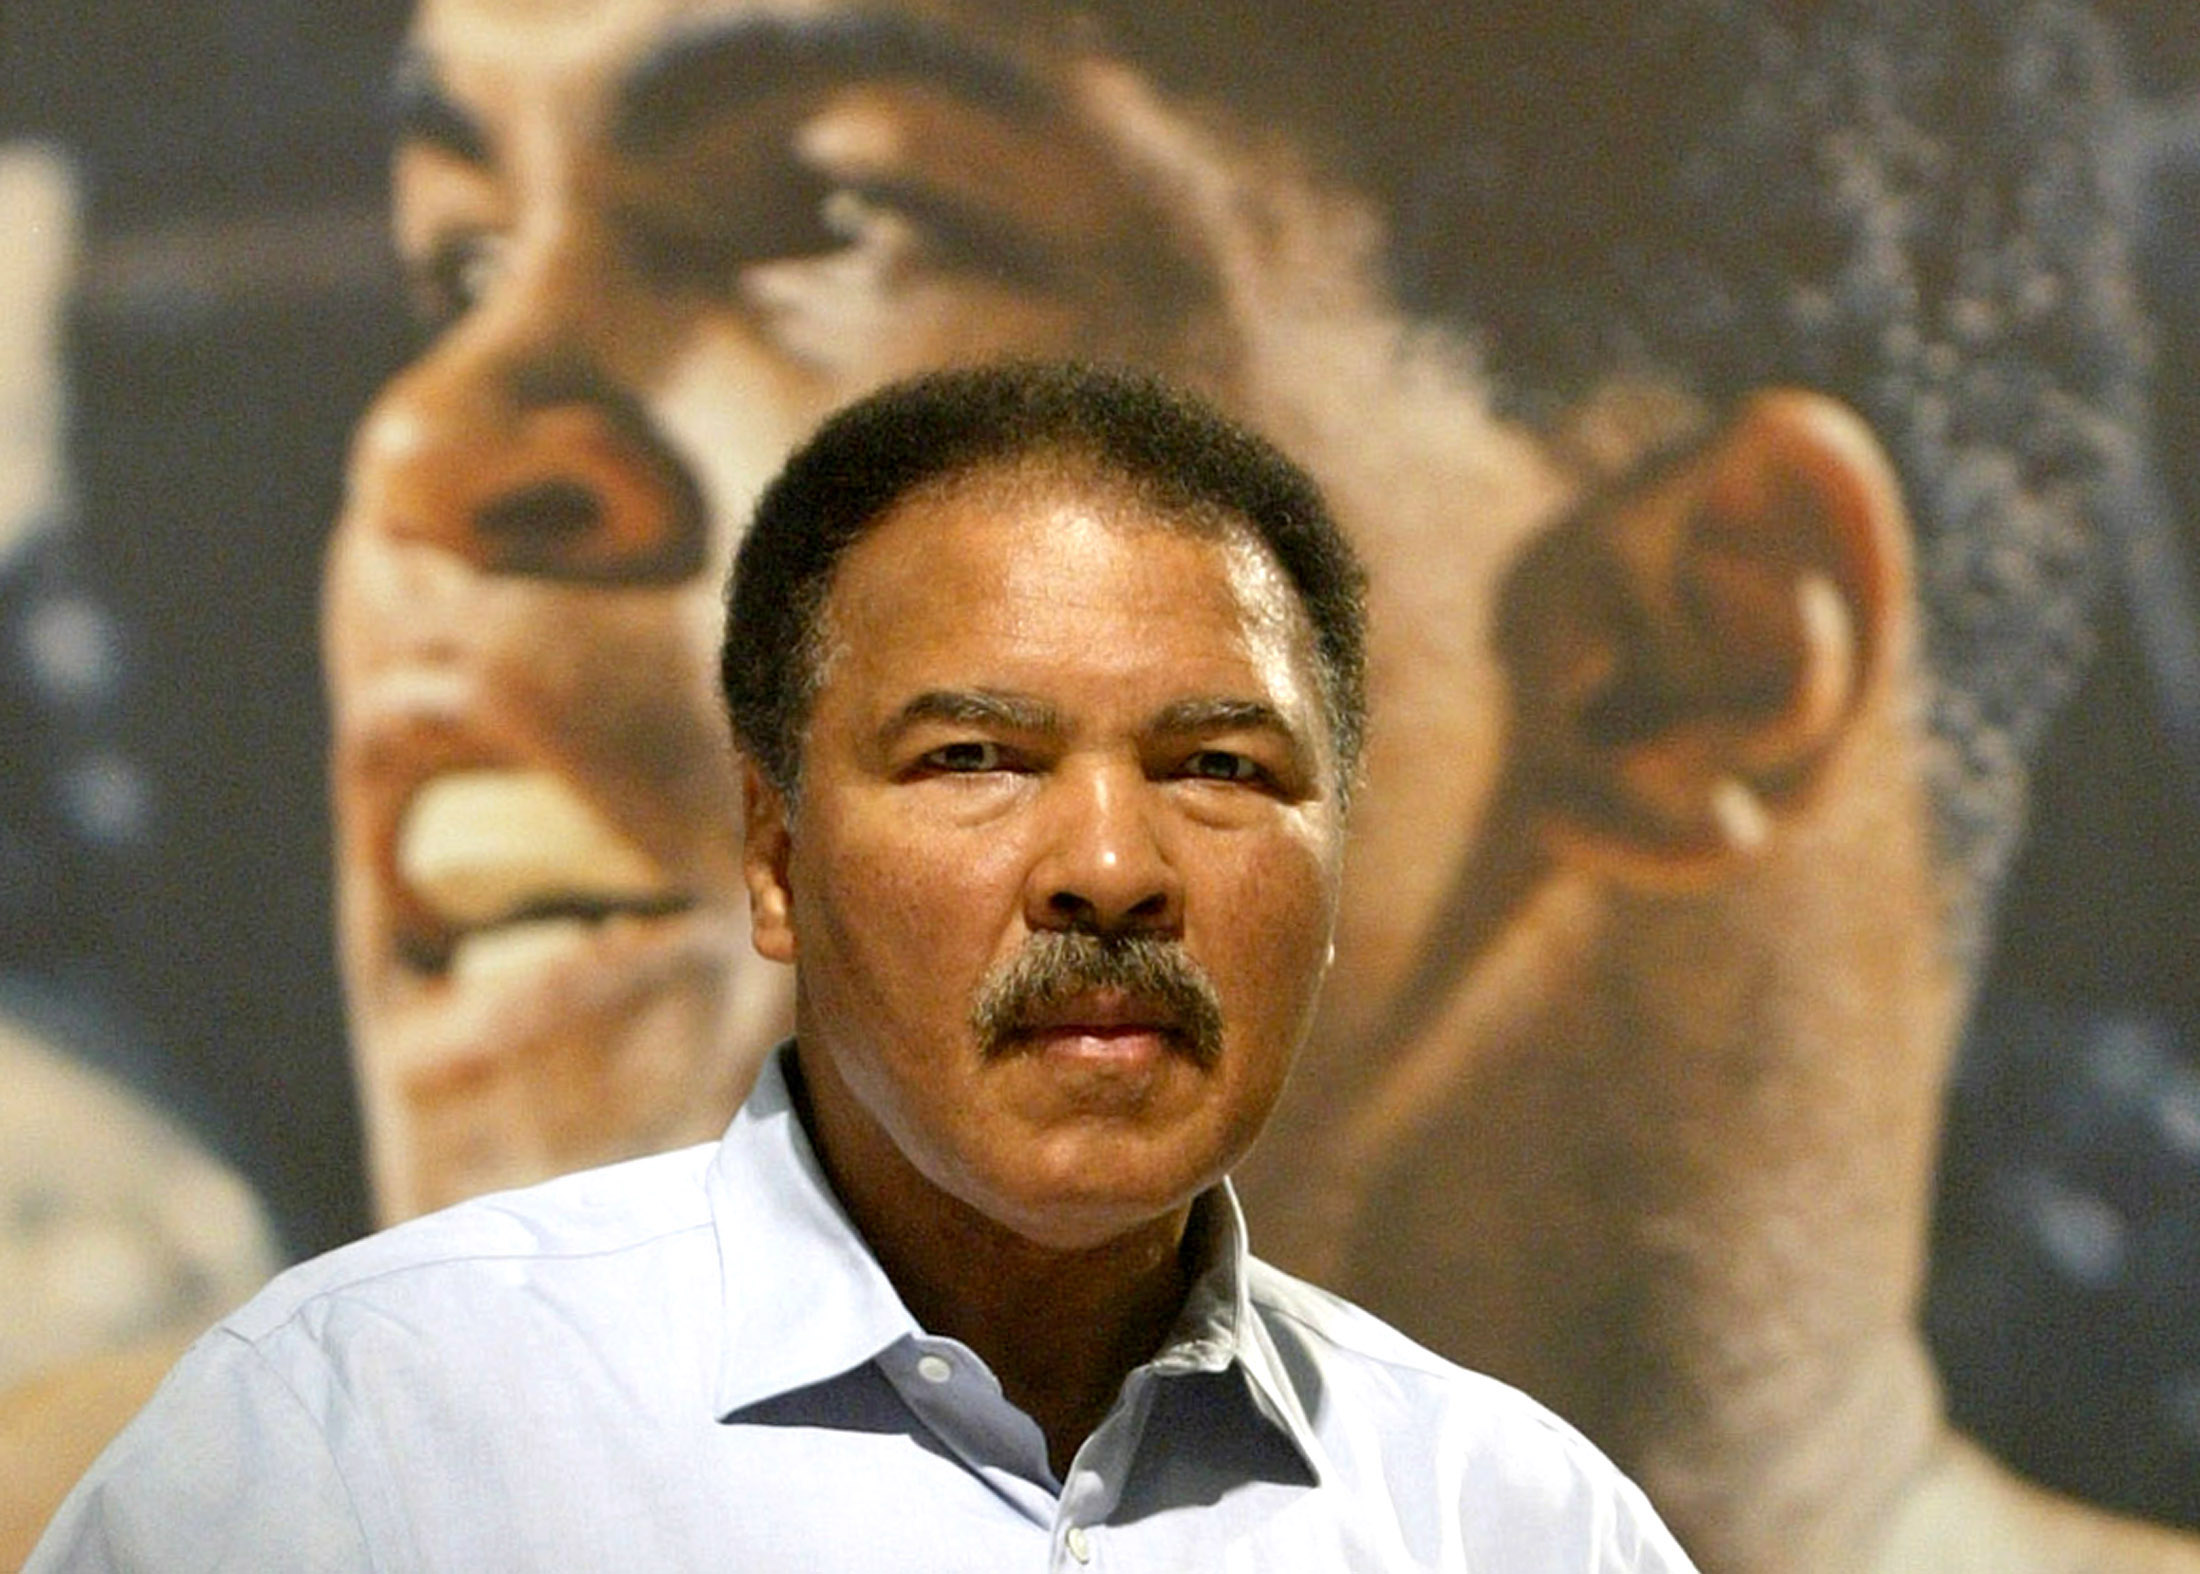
395;5;1065;166
612;10;1055;154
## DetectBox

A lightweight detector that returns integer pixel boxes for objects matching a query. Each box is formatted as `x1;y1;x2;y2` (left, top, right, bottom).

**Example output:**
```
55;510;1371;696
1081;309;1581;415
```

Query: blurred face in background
313;9;2200;1571
325;0;1574;1222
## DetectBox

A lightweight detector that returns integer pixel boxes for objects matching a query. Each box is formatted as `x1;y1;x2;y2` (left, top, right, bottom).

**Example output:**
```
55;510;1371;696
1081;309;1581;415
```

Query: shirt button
916;1354;953;1384
1066;1525;1092;1564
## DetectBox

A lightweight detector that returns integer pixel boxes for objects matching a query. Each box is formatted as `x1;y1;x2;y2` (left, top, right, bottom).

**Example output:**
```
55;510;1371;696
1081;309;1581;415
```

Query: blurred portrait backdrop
3;1;2197;1567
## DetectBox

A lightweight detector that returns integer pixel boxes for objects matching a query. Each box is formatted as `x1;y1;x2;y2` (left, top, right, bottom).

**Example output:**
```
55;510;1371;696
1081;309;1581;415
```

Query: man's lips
998;990;1187;1052
394;768;691;976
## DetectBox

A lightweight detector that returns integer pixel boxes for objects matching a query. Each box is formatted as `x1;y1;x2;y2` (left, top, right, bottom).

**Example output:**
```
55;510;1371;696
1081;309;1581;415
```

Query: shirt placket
874;1336;1060;1536
1047;1362;1173;1571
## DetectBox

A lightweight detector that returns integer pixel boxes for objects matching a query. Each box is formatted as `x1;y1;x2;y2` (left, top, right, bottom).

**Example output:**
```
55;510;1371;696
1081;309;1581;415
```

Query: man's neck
880;1199;1193;1479
786;1054;1196;1479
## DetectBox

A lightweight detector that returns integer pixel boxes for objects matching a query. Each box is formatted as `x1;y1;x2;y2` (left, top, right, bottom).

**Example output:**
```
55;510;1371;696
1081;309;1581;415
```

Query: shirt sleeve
24;1330;379;1573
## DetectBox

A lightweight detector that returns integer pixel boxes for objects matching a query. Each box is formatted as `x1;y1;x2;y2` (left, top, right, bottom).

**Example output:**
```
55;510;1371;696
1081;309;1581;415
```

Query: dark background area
1;0;2196;1532
2;0;416;1256
1926;80;2200;1527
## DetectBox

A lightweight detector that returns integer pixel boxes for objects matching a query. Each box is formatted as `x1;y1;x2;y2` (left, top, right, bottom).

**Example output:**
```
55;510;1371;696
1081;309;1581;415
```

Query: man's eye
621;167;859;288
921;740;1007;773
828;179;1052;283
1180;750;1263;784
817;186;899;252
408;233;507;331
676;172;1045;288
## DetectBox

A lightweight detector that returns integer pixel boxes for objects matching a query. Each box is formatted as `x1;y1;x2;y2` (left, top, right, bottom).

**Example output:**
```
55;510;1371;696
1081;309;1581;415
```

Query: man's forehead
398;0;1096;175
826;490;1322;708
405;0;1075;89
843;466;1321;670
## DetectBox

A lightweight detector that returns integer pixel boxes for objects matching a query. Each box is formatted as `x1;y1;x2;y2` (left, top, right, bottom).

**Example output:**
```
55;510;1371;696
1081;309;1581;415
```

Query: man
29;361;1700;1570
309;1;2200;1571
15;1;2182;1571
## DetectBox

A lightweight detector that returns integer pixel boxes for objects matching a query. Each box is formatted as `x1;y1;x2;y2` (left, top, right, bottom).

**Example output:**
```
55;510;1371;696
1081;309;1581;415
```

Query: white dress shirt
31;1047;1699;1571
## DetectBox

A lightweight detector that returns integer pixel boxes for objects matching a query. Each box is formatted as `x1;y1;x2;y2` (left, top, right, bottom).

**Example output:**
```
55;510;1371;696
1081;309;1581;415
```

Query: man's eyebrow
886;689;1063;740
1150;697;1298;738
388;46;491;165
612;11;1054;156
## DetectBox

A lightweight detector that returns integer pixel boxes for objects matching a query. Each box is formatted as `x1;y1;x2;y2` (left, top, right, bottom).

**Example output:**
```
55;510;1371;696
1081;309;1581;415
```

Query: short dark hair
721;360;1369;799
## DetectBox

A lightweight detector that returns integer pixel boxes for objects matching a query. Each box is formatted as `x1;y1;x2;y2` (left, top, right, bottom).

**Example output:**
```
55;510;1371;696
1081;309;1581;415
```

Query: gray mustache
971;932;1224;1069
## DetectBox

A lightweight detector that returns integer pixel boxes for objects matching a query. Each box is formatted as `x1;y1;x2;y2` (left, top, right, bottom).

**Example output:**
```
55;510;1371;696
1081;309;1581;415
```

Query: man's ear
742;759;798;963
1498;389;1911;887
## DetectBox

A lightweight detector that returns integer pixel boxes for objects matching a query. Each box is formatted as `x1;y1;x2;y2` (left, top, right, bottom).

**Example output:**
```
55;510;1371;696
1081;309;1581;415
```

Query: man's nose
1025;765;1184;936
343;283;704;583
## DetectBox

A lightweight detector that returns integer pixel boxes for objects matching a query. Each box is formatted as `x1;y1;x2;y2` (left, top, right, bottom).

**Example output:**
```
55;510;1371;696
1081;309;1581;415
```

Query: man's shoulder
1244;1254;1612;1449
1244;1257;1699;1568
223;1140;723;1347
26;1145;741;1572
1246;1254;1484;1385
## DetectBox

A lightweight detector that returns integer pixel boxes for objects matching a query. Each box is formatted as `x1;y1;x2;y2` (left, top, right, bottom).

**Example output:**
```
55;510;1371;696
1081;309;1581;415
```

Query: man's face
750;466;1345;1249
327;0;1566;1221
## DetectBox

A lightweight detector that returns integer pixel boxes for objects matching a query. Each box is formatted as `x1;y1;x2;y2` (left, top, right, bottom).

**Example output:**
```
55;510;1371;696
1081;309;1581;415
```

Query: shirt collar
706;1045;920;1418
1161;1184;1329;1485
706;1042;1326;1483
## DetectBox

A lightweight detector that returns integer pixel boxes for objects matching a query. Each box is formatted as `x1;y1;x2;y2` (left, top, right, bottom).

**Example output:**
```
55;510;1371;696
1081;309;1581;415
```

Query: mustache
971;932;1224;1069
